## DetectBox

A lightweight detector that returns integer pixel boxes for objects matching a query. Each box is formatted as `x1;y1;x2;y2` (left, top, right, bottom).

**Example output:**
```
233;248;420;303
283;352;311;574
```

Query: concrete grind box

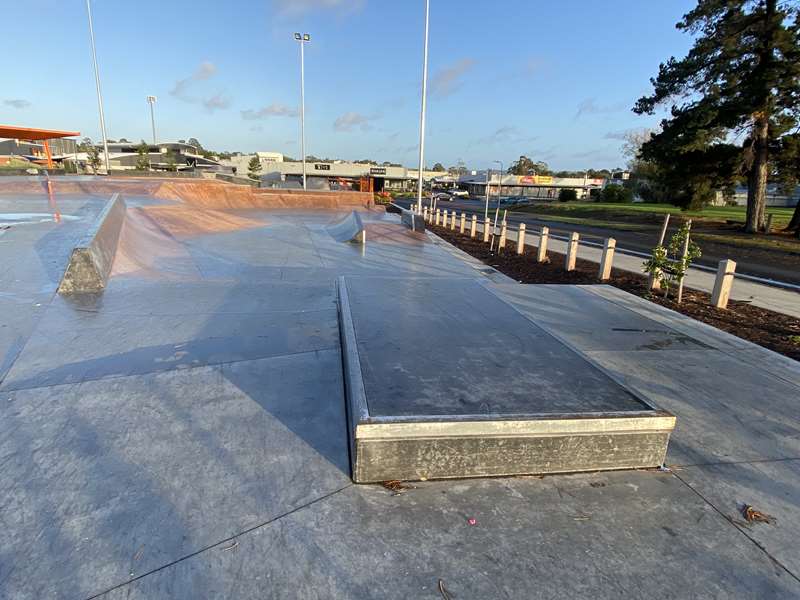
337;277;675;483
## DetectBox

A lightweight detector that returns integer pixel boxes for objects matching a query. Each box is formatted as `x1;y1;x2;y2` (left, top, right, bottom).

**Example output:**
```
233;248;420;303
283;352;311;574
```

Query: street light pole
294;33;310;190
416;0;431;213
147;96;157;144
490;160;503;248
86;0;110;174
484;168;490;220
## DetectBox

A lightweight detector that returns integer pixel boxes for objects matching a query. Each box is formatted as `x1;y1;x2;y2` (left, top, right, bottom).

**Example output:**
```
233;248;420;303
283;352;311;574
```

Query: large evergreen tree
634;0;800;233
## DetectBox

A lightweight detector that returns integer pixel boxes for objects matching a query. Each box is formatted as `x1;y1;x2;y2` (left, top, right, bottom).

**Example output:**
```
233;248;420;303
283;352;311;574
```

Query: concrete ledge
337;276;675;483
58;193;126;294
327;211;365;243
391;203;426;232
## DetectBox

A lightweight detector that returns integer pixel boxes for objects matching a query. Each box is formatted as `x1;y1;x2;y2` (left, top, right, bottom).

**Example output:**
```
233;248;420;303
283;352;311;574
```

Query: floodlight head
303;33;310;41
294;32;301;40
146;95;157;103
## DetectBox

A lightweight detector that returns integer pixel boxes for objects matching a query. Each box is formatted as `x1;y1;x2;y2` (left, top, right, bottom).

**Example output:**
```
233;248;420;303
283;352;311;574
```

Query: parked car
450;189;469;198
433;192;453;201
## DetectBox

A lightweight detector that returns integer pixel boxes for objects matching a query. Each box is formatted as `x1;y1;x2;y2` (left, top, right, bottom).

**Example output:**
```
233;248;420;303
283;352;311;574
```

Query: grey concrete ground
0;192;798;599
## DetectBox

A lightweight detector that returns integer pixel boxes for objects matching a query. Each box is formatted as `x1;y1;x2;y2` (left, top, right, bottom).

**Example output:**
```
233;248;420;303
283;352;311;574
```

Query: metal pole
147;96;157;144
300;40;307;190
415;0;430;213
490;161;503;249
86;0;110;174
484;168;490;220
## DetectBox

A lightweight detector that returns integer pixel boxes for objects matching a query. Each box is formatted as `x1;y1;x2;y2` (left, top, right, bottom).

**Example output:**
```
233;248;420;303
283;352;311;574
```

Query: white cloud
241;103;299;120
575;98;628;119
476;126;537;146
430;58;476;98
203;93;232;112
273;0;364;17
170;62;230;110
333;111;379;132
3;99;31;109
171;62;217;100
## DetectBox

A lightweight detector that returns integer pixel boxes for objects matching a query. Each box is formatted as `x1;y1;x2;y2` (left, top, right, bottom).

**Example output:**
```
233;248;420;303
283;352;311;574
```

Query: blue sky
2;0;696;170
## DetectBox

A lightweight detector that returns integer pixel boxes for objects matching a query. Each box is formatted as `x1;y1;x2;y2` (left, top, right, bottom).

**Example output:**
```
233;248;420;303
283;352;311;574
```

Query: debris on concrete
381;480;415;495
741;504;776;525
467;518;477;526
438;579;453;600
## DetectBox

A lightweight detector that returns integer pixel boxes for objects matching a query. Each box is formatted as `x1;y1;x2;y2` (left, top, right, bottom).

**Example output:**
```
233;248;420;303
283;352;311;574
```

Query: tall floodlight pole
86;0;110;174
484;168;491;219
491;160;504;243
416;0;431;213
147;96;158;144
294;33;310;190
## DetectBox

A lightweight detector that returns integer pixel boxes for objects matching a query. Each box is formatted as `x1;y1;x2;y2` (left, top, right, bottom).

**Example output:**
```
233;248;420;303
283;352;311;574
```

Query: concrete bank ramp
0;177;374;210
327;211;366;244
58;194;126;294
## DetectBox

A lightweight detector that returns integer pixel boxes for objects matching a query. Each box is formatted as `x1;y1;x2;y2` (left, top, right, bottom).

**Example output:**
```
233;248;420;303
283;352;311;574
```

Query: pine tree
135;141;151;171
634;0;800;233
248;155;262;180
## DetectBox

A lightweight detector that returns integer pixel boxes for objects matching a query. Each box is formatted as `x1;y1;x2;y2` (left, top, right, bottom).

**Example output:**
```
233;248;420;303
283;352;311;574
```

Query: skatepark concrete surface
1;177;799;599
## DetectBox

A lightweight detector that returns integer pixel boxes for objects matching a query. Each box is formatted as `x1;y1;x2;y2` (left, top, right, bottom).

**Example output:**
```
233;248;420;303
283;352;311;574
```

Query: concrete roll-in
58;193;127;294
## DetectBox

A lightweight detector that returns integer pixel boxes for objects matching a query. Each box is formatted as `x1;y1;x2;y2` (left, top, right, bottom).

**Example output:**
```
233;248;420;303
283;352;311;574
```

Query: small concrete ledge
391;203;426;232
337;276;675;483
58;193;126;294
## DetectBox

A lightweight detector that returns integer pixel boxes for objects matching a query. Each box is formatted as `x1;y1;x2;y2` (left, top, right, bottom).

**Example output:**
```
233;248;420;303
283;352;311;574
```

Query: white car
450;189;469;198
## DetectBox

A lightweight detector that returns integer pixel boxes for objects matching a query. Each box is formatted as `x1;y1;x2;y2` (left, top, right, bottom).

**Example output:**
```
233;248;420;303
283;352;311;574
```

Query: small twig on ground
741;504;775;525
438;579;453;600
221;540;239;551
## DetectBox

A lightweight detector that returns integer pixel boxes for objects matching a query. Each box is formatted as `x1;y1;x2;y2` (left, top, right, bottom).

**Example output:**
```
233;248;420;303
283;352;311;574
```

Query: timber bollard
435;209;441;226
565;232;579;271
451;211;457;231
599;238;616;281
483;218;491;242
711;259;736;309
423;206;428;221
443;209;449;228
517;223;526;254
470;215;477;238
537;226;549;262
499;223;507;249
460;212;466;234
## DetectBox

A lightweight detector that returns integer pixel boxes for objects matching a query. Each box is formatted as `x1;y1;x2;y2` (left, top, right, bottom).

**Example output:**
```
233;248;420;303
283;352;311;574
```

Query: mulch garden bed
429;223;800;361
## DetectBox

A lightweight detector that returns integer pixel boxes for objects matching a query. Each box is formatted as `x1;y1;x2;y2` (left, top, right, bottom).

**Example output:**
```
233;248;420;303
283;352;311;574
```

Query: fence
417;206;743;310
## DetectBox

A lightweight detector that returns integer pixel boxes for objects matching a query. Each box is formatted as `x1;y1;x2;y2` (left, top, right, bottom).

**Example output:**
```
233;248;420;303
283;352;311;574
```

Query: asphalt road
396;197;800;286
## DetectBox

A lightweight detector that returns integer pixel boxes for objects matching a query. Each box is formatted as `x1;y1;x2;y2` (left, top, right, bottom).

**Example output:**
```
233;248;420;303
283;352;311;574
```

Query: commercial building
460;172;605;200
221;152;285;177
255;159;442;191
77;141;221;173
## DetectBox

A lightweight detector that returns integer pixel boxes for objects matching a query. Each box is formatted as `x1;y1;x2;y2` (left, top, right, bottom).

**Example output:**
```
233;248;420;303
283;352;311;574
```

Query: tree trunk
787;202;800;233
745;116;769;233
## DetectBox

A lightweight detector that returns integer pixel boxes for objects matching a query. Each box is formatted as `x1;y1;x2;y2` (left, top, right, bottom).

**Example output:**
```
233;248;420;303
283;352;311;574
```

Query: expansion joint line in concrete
669;456;800;469
86;483;354;600
670;469;800;585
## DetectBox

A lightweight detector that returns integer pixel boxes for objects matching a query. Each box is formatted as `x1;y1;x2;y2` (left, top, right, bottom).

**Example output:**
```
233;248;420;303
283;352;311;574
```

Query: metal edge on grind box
336;277;676;483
